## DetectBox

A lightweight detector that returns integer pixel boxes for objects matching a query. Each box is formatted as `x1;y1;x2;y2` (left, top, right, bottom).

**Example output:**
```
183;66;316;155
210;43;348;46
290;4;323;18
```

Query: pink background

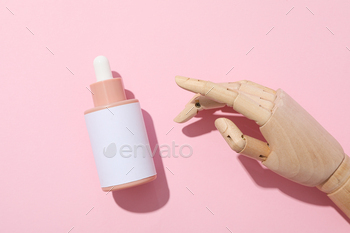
1;1;350;232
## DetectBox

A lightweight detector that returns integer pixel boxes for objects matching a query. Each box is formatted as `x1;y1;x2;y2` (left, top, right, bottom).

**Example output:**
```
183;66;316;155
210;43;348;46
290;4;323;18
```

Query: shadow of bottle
111;71;170;212
180;106;350;223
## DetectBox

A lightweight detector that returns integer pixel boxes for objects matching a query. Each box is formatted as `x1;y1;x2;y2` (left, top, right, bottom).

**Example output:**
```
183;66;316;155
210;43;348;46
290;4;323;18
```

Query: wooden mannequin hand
174;76;350;218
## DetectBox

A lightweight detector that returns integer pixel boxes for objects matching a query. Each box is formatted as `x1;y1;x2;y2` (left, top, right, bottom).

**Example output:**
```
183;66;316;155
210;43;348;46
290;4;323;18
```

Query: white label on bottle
84;102;156;188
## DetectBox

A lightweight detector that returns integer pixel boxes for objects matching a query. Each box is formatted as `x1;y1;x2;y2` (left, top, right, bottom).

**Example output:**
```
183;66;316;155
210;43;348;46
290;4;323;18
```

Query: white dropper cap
93;56;113;82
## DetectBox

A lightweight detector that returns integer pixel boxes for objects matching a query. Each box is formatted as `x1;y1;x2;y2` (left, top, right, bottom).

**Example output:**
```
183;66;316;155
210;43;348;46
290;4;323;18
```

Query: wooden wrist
317;155;350;218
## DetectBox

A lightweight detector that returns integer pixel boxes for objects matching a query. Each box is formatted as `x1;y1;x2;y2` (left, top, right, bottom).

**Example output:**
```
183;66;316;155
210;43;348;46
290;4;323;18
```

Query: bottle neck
90;78;127;107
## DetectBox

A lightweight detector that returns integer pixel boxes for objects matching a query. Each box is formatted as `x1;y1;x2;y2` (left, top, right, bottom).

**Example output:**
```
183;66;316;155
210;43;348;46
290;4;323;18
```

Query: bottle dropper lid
93;56;113;82
89;56;127;107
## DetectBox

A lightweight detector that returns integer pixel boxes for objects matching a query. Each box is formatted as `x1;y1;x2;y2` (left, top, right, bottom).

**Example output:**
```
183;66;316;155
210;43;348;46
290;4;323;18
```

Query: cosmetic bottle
84;56;157;191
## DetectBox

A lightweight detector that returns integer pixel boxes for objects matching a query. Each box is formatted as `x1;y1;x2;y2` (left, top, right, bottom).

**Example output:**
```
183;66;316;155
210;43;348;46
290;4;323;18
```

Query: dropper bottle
84;56;157;191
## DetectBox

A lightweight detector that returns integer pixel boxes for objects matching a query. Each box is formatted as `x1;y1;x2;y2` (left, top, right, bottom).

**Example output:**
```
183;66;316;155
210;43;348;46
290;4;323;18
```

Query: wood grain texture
328;176;350;218
234;93;271;126
260;89;345;186
316;154;350;218
239;135;270;162
317;155;350;194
